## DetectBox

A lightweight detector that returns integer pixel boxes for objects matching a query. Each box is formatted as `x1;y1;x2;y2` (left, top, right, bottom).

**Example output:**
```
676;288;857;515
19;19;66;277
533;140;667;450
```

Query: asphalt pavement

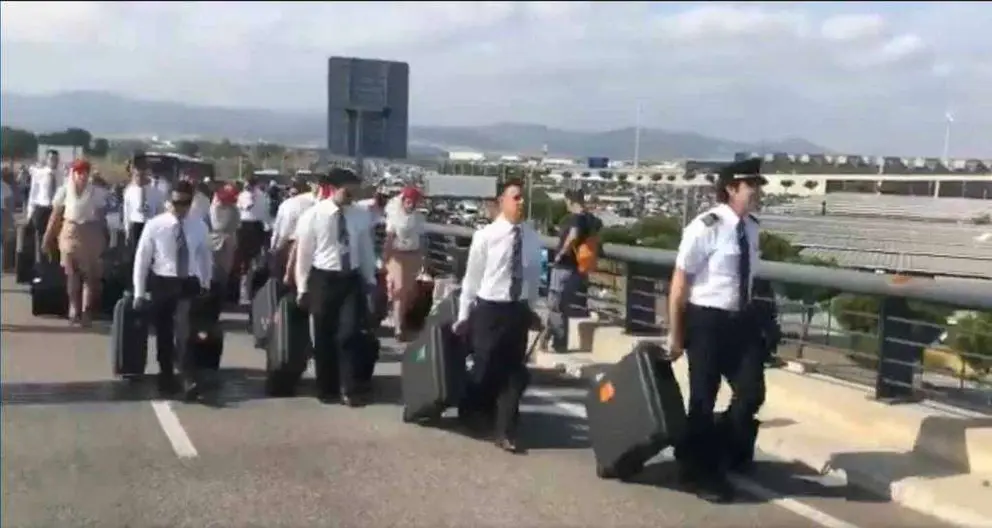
1;275;951;528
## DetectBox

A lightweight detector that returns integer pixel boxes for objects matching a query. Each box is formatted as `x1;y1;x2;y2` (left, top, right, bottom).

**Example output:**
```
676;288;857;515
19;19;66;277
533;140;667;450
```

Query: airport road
1;276;948;527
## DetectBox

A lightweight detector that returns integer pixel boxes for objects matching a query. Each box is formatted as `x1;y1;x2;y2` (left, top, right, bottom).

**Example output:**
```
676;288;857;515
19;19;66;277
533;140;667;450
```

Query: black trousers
307;268;368;397
677;304;767;477
148;274;200;376
465;299;531;439
234;221;266;275
29;206;53;263
126;222;145;261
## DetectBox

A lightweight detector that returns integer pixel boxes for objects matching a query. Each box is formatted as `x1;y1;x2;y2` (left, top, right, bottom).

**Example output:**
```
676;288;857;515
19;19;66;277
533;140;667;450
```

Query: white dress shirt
271;192;317;249
190;191;211;226
237;188;271;223
385;209;425;251
294;200;377;293
122;182;166;225
675;203;760;312
133;212;213;299
53;183;108;223
457;216;543;323
27;165;66;214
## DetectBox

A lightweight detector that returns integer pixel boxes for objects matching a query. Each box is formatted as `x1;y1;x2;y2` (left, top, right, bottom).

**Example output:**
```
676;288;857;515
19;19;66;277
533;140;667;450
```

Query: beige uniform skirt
386;250;424;302
210;231;238;280
59;220;106;279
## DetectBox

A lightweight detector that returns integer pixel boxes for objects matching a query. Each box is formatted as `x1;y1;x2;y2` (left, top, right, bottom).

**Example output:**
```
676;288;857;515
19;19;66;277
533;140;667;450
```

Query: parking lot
1;276;948;527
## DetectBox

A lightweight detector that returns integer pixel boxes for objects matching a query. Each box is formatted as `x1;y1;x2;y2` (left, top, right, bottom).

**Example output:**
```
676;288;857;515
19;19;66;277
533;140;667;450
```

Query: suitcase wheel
596;464;619;480
120;374;143;383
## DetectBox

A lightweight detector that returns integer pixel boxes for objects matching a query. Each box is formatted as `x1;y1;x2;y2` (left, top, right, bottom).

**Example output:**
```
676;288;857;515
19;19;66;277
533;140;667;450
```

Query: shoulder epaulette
748;213;760;225
701;212;720;227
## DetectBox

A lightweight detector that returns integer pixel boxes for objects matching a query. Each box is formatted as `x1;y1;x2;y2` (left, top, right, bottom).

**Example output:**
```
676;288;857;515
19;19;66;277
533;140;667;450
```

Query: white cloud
1;1;990;155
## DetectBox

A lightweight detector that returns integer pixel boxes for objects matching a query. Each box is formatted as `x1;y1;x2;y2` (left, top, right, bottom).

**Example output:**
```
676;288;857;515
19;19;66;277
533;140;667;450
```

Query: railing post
874;296;922;401
623;260;668;336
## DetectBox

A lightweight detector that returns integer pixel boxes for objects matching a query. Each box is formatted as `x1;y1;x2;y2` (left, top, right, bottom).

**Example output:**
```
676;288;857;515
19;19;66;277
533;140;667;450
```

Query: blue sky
1;1;990;156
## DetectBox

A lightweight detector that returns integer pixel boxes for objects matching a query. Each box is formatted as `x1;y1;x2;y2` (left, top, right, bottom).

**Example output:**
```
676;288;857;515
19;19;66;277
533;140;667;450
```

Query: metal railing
417;223;992;413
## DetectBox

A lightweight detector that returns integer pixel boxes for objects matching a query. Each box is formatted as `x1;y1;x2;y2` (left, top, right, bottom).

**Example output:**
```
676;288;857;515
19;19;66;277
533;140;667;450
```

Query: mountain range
1;91;828;159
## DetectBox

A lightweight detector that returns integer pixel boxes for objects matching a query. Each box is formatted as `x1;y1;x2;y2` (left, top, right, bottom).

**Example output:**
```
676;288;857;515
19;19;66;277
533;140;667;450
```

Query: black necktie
737;222;750;311
509;225;523;301
176;221;189;278
337;209;352;271
47;169;57;200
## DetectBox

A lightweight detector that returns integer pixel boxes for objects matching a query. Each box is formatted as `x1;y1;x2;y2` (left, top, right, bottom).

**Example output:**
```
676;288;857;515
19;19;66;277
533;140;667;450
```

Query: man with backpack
545;189;600;354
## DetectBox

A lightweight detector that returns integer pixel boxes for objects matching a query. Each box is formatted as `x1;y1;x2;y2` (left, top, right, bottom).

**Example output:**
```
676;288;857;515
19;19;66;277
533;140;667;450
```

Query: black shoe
182;379;202;403
494;436;522;454
340;392;366;408
317;392;339;405
157;373;181;395
695;476;736;504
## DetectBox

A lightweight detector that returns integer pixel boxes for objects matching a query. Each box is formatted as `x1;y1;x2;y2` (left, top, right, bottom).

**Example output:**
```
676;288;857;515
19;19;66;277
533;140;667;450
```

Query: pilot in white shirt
122;168;166;254
234;178;271;301
27;149;66;262
667;157;766;504
132;180;214;399
294;168;377;406
271;176;317;253
456;179;542;454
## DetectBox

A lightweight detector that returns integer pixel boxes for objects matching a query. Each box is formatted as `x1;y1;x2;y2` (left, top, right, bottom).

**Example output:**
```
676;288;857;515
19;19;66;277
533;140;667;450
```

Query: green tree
176;140;200;157
37;127;92;148
780;179;795;191
1;126;39;159
89;138;110;158
831;293;955;362
946;312;992;373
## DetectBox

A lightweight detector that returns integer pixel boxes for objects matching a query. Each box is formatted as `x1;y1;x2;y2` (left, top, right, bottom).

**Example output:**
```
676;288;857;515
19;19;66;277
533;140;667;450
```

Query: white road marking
527;388;862;528
150;400;198;458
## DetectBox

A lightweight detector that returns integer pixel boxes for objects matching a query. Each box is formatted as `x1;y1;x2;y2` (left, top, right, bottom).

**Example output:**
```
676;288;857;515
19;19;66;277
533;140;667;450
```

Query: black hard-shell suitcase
189;323;225;371
30;262;68;317
111;294;149;378
264;295;312;396
400;290;468;424
585;341;687;480
188;296;225;371
244;262;272;329
99;256;130;319
15;224;36;284
251;278;281;349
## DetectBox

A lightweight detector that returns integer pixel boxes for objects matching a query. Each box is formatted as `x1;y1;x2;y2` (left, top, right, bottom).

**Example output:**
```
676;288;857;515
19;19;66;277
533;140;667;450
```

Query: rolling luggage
264;295;312;397
15;224;36;284
401;278;435;334
189;322;225;371
111;293;149;379
188;295;225;371
30;262;68;317
585;341;686;480
400;289;468;424
250;278;281;349
244;261;272;329
99;256;129;319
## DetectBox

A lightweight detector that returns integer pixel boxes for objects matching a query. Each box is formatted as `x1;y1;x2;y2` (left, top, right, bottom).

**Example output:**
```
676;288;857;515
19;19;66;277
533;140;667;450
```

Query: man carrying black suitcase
454;179;543;454
667;158;768;503
133;181;214;399
294;169;378;407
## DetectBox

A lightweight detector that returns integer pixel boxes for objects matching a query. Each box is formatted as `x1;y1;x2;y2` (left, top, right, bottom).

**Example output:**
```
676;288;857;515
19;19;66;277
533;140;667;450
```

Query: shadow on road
621;455;888;504
1;322;110;336
1;379;158;405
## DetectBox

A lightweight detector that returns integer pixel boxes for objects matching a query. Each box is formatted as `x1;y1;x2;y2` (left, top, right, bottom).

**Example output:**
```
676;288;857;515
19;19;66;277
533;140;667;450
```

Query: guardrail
417;222;992;413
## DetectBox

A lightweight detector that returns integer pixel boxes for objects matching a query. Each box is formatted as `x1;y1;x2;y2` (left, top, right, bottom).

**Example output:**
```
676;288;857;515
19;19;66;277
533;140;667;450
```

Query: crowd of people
4;152;780;504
